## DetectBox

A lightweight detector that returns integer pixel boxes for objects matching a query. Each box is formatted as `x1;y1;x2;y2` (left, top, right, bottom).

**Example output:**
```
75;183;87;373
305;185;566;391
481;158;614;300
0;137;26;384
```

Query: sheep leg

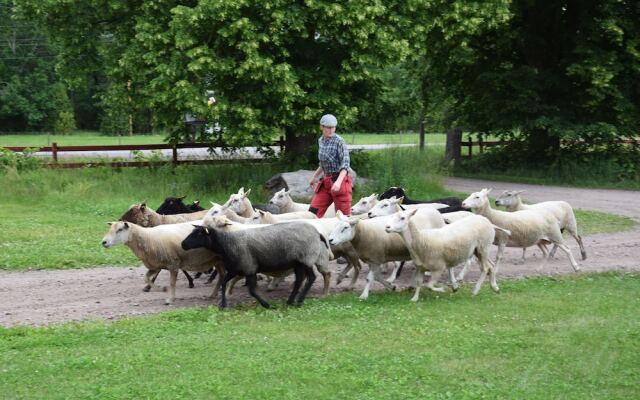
386;261;405;283
182;270;194;288
246;274;271;309
456;258;472;282
206;268;218;284
493;243;506;276
553;243;580;272
165;269;178;305
424;268;446;293
472;252;493;296
575;234;587;260
336;264;353;286
410;268;425;302
359;263;391;300
346;250;362;288
287;266;306;306
211;266;226;300
226;275;243;296
448;268;460;292
218;271;237;309
318;269;331;296
143;269;161;292
297;267;317;306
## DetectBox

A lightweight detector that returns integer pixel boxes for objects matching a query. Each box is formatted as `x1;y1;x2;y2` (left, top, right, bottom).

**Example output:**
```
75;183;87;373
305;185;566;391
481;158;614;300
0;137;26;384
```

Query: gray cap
320;114;338;127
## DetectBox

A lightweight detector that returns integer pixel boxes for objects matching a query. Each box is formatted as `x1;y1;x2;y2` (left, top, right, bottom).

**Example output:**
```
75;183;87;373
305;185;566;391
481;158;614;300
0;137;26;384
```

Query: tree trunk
284;126;316;158
443;127;462;165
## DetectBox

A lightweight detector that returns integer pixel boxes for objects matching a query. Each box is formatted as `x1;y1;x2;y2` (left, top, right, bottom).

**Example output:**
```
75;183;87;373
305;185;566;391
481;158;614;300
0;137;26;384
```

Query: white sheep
101;221;223;305
328;209;446;300
222;187;256;218
351;193;378;215
366;196;448;218
384;209;502;301
462;188;580;273
494;190;586;260
269;188;335;217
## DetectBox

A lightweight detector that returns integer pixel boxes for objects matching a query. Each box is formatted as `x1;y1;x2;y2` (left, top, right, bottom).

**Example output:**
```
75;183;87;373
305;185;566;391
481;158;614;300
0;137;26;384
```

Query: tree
0;0;75;131
419;0;640;161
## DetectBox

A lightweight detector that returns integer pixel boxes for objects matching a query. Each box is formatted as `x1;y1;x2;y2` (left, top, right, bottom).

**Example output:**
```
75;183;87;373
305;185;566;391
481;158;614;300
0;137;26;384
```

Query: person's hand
331;180;342;193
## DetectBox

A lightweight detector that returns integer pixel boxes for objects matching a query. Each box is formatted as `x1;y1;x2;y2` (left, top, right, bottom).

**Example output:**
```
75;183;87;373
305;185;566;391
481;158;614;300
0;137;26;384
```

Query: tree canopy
419;0;640;158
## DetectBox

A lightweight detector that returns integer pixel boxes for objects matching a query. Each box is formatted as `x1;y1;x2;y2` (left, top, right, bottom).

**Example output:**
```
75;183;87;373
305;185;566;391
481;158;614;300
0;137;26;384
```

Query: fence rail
3;137;286;168
460;137;640;159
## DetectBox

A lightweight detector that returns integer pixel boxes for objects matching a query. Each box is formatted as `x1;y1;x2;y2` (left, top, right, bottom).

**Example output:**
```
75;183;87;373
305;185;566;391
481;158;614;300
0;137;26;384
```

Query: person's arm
309;166;324;187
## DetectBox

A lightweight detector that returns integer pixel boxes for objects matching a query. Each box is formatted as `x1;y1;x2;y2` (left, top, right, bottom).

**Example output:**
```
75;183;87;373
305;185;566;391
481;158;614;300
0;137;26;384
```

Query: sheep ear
516;190;525;195
140;202;147;210
123;222;130;229
284;189;291;195
178;195;187;200
258;210;266;216
193;200;200;206
238;187;245;195
107;222;113;226
348;217;360;226
408;208;419;217
397;196;405;204
336;210;347;221
486;188;493;194
243;188;251;198
204;227;210;234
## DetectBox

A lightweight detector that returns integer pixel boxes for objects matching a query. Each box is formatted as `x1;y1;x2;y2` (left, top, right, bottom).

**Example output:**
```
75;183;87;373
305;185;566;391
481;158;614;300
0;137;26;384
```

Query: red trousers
309;175;352;218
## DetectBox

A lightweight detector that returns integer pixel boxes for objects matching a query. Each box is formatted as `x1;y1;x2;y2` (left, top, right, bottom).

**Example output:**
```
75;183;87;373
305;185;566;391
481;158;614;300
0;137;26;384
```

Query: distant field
0;131;451;147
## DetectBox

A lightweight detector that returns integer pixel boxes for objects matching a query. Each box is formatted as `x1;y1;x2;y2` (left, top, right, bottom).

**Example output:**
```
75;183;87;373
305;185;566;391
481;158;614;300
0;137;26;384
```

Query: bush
53;111;77;135
0;147;42;173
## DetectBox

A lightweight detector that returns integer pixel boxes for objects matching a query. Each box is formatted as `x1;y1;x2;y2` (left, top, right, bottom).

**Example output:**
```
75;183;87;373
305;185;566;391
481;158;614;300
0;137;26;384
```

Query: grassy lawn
1;272;638;399
0;131;443;147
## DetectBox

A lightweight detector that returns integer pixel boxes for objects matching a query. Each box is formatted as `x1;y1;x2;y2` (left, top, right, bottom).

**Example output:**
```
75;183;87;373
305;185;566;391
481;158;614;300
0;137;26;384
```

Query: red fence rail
460;137;640;159
3;137;286;168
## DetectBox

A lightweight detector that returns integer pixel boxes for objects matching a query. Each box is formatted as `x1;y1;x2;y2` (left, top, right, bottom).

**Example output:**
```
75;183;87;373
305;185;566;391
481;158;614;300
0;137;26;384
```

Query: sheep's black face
379;187;406;200
157;197;191;215
181;226;210;251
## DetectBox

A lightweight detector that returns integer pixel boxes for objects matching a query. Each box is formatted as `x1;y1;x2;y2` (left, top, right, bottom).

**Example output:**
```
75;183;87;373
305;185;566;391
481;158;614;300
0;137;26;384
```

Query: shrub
0;147;42;173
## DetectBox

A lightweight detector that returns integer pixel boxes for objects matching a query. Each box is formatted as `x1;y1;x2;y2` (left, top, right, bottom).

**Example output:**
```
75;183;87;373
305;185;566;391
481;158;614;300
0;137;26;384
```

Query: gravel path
1;178;638;327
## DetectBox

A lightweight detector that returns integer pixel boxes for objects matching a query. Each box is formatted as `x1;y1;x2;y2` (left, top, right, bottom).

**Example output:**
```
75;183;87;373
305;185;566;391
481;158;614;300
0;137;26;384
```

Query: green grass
1;273;638;399
0;131;448;147
0;147;635;270
0;131;167;147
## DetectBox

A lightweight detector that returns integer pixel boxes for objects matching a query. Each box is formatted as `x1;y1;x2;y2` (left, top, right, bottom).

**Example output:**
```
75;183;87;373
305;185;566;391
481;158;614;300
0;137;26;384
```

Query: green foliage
0;147;41;172
0;2;75;132
420;1;640;156
1;273;639;399
456;141;640;189
52;110;77;135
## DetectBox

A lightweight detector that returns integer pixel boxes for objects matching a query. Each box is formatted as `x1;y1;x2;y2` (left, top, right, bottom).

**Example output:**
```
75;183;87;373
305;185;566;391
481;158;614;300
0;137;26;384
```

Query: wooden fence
460;137;640;159
3;137;286;169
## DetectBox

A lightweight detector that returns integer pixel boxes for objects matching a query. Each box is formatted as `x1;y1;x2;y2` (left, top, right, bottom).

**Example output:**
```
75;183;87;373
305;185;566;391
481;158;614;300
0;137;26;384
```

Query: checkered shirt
318;133;350;174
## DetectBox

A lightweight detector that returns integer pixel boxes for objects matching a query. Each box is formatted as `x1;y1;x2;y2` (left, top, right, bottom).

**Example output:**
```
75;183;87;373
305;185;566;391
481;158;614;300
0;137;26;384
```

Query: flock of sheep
101;186;585;308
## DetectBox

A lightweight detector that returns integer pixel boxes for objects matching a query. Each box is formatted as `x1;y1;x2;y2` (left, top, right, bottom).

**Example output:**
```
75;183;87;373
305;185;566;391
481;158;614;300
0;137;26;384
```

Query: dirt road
1;178;638;327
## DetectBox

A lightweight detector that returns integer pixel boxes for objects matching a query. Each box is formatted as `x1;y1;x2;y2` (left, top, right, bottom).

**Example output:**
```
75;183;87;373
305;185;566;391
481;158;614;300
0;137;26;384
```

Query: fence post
172;145;178;166
279;135;285;153
479;134;484;154
52;142;58;163
468;137;473;159
419;120;425;150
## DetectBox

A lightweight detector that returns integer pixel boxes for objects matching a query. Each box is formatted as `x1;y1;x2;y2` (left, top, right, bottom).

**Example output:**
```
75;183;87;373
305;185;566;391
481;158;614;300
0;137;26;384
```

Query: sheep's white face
461;189;491;210
101;221;130;248
269;188;291;208
384;210;416;233
367;196;403;218
494;190;522;208
206;202;226;218
245;211;261;224
351;193;377;215
225;188;251;214
203;215;232;229
328;212;358;245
